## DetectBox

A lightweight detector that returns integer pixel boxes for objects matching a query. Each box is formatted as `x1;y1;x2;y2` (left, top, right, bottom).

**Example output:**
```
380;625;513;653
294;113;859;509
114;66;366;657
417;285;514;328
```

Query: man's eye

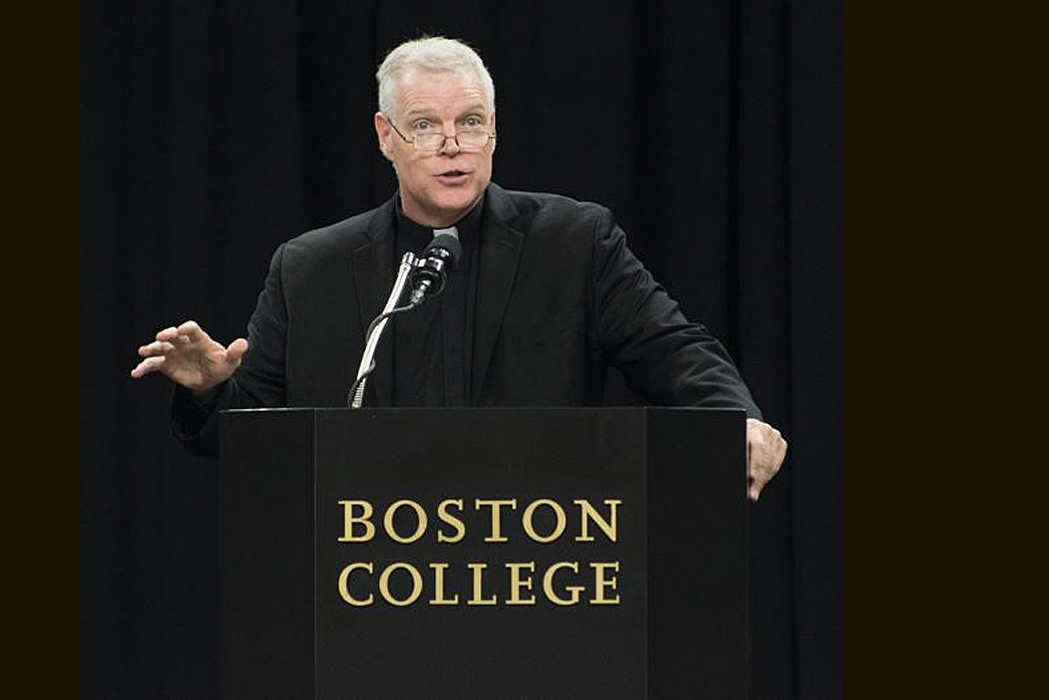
414;120;432;131
464;116;482;128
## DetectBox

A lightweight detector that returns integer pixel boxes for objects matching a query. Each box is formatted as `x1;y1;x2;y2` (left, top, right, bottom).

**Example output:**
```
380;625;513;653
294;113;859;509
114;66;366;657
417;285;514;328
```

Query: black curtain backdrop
81;1;840;697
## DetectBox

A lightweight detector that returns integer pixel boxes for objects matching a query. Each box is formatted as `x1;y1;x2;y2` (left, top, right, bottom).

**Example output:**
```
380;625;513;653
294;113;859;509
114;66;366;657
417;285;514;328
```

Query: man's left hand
747;418;787;502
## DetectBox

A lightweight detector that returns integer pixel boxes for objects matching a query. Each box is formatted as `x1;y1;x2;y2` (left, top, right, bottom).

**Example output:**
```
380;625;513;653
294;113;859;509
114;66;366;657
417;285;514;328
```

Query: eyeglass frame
380;112;496;152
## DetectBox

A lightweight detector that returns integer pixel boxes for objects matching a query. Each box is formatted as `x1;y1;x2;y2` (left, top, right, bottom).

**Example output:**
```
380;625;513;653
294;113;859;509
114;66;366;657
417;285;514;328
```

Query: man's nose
438;132;462;155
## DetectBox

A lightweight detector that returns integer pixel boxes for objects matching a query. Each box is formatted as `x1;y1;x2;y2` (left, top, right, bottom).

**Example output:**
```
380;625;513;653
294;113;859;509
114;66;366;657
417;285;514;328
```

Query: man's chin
432;192;481;219
403;187;485;227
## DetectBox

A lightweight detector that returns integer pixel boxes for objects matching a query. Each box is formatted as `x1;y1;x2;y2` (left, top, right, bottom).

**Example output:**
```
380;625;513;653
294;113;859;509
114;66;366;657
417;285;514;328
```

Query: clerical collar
394;192;485;247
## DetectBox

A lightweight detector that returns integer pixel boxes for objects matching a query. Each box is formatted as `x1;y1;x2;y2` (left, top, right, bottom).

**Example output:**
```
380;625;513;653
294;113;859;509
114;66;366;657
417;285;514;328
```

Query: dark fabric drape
82;1;840;697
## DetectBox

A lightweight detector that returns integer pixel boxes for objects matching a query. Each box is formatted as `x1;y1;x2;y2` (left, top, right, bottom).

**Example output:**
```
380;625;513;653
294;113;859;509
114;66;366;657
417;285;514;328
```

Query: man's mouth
436;170;470;183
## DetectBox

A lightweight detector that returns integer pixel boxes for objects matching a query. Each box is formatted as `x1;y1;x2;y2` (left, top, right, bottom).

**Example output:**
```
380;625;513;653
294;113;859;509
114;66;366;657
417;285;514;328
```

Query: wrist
191;383;222;403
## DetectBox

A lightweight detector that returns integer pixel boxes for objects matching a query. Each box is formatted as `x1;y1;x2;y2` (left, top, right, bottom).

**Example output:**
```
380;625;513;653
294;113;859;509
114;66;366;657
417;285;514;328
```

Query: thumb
226;338;249;363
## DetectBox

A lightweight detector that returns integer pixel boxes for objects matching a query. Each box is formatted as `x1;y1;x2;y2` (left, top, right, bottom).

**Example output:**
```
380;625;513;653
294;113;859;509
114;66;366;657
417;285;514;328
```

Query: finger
138;340;176;357
155;325;179;342
130;355;166;378
177;320;206;343
226;338;249;362
747;457;772;502
749;463;772;499
748;468;764;501
769;439;787;474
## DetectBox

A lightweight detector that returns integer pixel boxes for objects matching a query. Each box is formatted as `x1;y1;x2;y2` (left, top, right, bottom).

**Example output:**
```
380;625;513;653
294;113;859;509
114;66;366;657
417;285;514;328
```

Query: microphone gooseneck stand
348;252;418;408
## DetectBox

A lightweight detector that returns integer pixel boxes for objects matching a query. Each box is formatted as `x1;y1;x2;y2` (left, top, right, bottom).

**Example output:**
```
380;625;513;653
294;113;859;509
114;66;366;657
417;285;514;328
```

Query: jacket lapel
472;185;524;402
351;195;397;407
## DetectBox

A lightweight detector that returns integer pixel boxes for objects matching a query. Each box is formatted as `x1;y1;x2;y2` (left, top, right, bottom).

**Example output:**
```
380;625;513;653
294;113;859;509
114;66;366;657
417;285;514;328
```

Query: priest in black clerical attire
132;36;786;501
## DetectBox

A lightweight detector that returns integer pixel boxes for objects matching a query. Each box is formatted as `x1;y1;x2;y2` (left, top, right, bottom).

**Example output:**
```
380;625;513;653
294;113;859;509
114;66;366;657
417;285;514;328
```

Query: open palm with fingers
131;320;248;397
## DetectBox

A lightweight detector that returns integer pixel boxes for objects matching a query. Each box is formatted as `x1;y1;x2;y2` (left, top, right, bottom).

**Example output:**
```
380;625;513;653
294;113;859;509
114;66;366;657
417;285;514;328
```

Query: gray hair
376;36;496;122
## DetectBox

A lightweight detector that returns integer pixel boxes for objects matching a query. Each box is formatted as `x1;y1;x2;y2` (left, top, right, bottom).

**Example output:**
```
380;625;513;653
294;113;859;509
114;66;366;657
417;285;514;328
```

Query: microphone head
425;232;463;272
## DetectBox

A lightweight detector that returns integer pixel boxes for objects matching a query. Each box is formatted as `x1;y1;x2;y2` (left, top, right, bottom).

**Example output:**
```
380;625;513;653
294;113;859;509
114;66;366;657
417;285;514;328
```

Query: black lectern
220;407;748;698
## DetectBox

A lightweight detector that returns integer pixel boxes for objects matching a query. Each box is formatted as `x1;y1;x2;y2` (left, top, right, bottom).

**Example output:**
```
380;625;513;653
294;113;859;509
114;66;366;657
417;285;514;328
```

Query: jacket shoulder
263;201;393;288
500;188;612;223
494;187;616;246
283;206;383;259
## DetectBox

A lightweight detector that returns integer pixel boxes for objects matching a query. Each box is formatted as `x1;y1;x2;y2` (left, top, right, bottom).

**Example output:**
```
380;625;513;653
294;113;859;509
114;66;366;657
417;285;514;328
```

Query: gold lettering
436;499;466;543
506;562;537;605
337;562;373;606
522;499;566;543
337;500;375;542
428;563;459;605
590;562;620;604
383;499;427;543
467;563;497;605
543;561;584;606
574;499;621;542
474;499;517;542
378;563;423;606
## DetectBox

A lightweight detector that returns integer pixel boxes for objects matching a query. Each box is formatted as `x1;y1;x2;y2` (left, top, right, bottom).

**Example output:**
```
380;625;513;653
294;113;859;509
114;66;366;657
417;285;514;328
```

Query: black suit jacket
174;183;761;457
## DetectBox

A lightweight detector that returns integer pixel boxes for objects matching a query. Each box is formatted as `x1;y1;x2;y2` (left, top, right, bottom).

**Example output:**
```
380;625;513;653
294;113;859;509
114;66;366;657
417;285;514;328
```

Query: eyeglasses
382;113;496;152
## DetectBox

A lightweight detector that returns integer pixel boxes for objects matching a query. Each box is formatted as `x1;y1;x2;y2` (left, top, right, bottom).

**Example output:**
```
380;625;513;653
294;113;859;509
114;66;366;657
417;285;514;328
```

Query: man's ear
374;112;393;161
489;111;497;155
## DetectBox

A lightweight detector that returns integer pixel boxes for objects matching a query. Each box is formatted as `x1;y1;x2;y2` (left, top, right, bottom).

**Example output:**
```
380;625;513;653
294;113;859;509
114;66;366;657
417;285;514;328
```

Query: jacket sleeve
591;208;763;419
170;243;291;458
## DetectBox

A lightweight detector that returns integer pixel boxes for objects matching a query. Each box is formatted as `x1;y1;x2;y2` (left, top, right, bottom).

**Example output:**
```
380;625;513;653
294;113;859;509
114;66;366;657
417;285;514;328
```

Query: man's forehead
395;69;489;114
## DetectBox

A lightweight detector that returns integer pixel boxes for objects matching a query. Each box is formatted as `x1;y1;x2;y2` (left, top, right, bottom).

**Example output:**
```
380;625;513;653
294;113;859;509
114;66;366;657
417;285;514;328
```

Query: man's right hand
130;320;249;398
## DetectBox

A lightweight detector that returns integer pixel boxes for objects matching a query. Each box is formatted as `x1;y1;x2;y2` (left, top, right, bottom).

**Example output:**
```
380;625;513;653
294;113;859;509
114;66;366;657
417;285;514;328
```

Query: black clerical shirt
391;196;483;407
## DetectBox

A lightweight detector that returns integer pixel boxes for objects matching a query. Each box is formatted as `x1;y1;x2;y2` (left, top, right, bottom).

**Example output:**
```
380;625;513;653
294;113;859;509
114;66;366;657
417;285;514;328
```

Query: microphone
408;230;462;306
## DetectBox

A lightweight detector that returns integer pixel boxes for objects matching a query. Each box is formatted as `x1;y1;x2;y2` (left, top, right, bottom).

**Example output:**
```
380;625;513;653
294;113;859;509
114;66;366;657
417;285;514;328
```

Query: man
131;36;786;501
